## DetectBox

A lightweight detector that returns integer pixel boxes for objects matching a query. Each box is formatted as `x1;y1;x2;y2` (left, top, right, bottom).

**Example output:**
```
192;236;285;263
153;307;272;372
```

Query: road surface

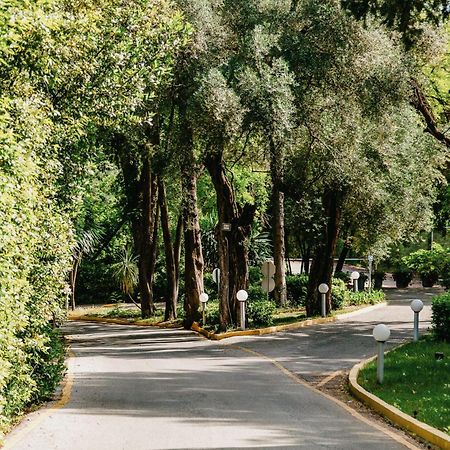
4;287;437;449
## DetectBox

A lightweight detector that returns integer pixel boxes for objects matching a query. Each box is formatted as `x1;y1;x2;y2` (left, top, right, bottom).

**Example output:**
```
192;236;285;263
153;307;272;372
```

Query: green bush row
432;293;450;341
0;95;71;438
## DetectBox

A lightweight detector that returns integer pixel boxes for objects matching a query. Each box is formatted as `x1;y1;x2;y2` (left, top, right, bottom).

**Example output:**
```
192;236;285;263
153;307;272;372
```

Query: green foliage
392;270;414;288
105;307;142;319
203;272;218;302
247;300;276;327
432;293;450;341
286;274;309;307
110;248;138;296
247;284;267;302
205;301;220;327
334;271;351;283
348;290;385;306
331;278;351;310
403;243;447;283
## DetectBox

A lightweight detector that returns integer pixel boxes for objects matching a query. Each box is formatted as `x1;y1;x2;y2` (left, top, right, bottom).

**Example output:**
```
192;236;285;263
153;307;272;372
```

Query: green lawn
358;337;450;434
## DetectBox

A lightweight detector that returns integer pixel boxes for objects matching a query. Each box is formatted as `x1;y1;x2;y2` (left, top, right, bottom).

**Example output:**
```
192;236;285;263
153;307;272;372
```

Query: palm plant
110;247;141;309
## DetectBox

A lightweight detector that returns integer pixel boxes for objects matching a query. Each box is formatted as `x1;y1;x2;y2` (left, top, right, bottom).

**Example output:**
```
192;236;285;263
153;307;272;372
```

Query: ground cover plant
358;337;450;434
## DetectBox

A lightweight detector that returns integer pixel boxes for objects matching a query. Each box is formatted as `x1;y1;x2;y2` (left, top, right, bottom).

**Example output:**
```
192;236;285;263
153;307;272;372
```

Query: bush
348;290;385;306
249;266;262;285
286;274;309;307
203;272;218;302
392;269;414;288
205;301;220;326
334;271;351;283
403;243;447;287
247;300;276;326
432;293;450;341
331;278;350;309
248;284;267;301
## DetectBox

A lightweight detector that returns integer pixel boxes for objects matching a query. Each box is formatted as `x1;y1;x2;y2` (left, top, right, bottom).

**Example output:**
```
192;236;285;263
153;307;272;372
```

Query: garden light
373;324;390;384
318;283;329;317
200;292;209;325
351;271;360;292
236;289;248;330
410;299;424;342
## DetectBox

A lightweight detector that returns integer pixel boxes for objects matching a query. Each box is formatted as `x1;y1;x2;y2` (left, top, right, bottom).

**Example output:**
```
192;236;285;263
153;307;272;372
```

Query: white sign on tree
261;261;275;293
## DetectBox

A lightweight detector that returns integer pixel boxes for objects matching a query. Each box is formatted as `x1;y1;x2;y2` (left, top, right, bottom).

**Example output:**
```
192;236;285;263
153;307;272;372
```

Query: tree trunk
285;229;292;276
270;140;287;306
112;131;159;320
158;177;178;321
205;149;256;330
179;107;203;329
304;244;311;275
335;237;351;274
135;155;159;319
174;214;183;284
306;190;342;316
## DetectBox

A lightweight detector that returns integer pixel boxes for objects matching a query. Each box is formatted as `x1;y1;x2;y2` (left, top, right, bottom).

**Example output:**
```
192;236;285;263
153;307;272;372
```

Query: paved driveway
4;287;438;450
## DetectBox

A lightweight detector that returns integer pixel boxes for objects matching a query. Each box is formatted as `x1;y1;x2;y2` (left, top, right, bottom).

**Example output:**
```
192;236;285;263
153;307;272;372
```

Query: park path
3;287;438;450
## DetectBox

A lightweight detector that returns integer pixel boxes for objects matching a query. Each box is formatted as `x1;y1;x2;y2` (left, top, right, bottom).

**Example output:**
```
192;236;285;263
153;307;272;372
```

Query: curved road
4;288;436;450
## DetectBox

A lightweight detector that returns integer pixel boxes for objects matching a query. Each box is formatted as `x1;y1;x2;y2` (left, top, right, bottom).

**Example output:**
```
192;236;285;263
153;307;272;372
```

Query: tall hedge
0;93;73;438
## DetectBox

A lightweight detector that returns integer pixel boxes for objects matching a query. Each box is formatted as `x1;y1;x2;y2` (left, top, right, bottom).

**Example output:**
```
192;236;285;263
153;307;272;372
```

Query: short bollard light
199;292;209;325
373;324;390;384
351;271;360;292
236;289;248;330
410;299;424;342
318;283;329;317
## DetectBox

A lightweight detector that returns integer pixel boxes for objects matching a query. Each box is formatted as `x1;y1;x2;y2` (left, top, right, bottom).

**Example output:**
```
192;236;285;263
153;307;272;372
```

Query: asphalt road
4;287;437;450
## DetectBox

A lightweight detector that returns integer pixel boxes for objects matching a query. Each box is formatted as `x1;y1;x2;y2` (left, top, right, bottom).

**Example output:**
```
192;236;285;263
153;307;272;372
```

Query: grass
358;336;450;435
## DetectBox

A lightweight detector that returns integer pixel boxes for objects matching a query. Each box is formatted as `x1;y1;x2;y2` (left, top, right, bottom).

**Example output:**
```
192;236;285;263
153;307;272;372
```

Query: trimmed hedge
432;293;450;341
247;300;276;326
286;274;309;306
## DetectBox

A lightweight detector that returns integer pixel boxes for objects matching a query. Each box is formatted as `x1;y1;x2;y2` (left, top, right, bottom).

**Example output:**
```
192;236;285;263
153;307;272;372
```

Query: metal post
240;302;246;330
413;312;419;341
368;262;372;292
354;279;358;292
202;302;206;325
377;342;385;384
321;293;326;317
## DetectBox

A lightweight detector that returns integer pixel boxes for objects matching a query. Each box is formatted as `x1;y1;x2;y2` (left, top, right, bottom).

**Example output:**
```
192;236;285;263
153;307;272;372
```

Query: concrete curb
191;316;337;340
349;356;450;450
71;301;386;338
68;316;182;329
191;302;388;340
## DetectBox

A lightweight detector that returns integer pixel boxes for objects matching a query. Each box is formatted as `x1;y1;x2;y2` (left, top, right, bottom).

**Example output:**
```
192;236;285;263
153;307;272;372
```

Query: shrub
331;278;350;309
286;274;309;306
334;271;351;283
392;269;414;288
247;300;276;326
249;266;262;285
205;301;220;326
403;243;447;287
432;293;450;341
348;290;385;306
203;272;218;302
248;284;267;301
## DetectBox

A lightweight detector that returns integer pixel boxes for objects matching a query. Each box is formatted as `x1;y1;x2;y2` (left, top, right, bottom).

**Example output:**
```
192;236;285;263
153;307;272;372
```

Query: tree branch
410;78;450;148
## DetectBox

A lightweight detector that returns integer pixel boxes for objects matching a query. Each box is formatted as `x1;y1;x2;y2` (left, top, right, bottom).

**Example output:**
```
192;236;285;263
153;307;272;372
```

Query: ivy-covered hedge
0;94;72;438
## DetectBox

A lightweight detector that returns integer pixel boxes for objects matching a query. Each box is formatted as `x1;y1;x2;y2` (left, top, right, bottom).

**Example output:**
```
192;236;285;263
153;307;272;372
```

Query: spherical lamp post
373;324;390;384
410;299;424;342
199;292;209;325
318;283;329;317
351;271;360;292
236;289;248;330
